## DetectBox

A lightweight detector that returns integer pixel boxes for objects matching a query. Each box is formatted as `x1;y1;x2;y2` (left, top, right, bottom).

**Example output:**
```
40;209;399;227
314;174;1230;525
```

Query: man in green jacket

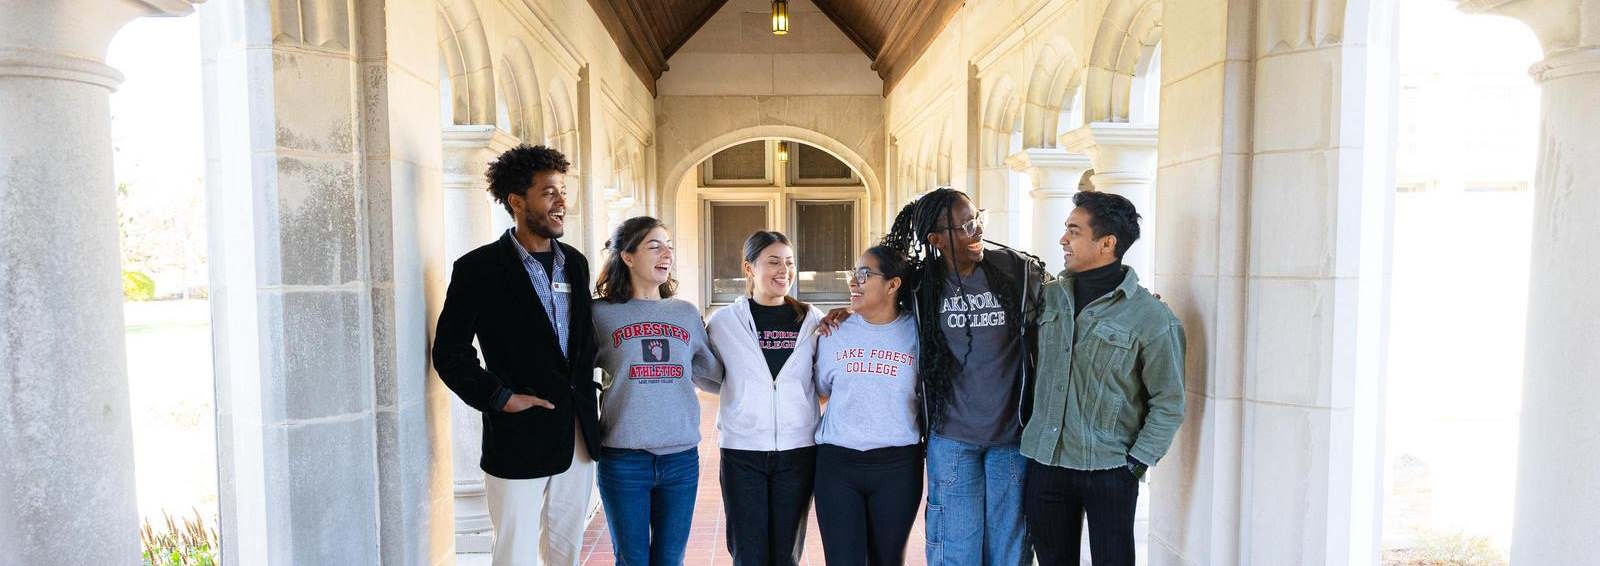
1020;191;1186;566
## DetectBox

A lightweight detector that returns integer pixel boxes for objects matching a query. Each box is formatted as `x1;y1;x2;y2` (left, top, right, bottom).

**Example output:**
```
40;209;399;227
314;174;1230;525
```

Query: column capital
441;125;518;182
0;47;124;90
1530;47;1600;82
1059;122;1158;155
134;0;200;15
603;186;638;213
1457;0;1597;64
1060;122;1158;181
1005;147;1094;192
0;0;198;76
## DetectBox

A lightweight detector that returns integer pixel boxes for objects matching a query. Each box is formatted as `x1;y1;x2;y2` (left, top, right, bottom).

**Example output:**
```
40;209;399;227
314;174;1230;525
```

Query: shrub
1384;530;1506;566
141;509;218;566
124;270;156;302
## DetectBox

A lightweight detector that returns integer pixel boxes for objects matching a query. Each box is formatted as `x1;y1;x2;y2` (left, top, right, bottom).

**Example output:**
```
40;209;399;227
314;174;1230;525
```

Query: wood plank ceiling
588;0;963;96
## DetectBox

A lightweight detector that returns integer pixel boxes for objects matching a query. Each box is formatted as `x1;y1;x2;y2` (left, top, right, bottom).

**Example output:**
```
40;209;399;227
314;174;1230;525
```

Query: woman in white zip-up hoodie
703;230;824;566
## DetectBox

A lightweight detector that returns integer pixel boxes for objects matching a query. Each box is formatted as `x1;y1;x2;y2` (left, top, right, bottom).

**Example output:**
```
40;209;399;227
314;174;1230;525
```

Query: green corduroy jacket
1020;266;1186;472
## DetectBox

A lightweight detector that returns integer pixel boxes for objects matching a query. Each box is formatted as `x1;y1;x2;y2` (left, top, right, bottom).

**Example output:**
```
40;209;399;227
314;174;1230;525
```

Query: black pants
720;446;818;566
1022;460;1139;566
813;443;923;566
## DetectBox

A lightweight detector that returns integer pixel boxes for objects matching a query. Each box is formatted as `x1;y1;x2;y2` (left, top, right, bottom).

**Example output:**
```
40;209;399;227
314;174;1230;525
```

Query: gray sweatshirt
813;313;921;451
593;298;722;454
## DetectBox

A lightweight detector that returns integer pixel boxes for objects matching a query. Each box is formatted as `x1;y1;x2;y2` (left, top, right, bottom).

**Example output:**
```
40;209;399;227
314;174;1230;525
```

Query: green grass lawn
124;299;218;525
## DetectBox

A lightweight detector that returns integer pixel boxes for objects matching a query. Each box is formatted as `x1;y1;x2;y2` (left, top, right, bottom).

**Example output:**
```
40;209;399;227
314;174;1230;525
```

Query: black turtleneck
1071;260;1124;316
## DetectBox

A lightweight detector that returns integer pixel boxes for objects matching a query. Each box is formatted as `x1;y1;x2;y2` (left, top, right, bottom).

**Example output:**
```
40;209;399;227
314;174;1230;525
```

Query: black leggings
720;446;818;566
813;443;924;566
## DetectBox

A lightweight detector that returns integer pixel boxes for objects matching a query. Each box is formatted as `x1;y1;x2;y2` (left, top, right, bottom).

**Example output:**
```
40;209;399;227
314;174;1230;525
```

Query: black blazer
432;232;600;479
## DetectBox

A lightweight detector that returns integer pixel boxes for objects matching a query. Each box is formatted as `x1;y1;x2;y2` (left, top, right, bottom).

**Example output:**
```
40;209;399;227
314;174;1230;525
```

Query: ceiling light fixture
776;141;790;162
772;0;789;35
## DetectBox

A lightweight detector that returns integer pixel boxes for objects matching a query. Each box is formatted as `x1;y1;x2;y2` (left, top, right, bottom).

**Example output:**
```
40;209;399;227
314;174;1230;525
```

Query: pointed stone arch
936;116;954;186
1085;0;1162;123
545;77;579;162
916;130;937;193
981;75;1023;167
436;0;495;125
497;38;545;144
1023;37;1085;147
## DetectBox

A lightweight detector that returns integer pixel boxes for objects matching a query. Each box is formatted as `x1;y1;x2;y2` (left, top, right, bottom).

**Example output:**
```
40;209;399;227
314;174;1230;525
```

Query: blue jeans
924;434;1032;565
597;447;699;566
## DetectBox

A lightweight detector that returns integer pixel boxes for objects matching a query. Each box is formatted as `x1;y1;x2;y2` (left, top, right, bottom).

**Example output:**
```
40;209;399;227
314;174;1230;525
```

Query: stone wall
880;1;1396;564
198;0;660;563
882;0;1105;252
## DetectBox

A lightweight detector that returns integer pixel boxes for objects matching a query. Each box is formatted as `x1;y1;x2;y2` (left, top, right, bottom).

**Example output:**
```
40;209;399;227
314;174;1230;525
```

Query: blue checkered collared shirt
509;228;570;357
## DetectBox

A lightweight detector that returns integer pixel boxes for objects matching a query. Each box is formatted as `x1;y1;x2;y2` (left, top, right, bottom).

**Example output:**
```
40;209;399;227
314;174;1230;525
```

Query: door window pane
791;144;857;185
793;202;854;303
704;141;770;184
708;203;768;303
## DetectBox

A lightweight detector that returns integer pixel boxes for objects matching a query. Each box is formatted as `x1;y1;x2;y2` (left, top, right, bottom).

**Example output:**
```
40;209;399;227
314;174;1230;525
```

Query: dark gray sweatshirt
593;298;722;454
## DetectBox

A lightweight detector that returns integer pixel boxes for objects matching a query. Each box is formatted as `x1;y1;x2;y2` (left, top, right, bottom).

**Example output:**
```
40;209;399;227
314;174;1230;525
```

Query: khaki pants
484;423;596;566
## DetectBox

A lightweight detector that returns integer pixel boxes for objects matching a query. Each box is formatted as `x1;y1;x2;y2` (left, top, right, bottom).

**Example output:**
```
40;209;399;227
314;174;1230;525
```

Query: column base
456;531;494;554
455;478;493;552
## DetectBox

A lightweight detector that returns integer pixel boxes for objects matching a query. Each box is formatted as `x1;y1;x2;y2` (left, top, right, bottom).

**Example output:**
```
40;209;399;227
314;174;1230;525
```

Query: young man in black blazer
433;145;599;566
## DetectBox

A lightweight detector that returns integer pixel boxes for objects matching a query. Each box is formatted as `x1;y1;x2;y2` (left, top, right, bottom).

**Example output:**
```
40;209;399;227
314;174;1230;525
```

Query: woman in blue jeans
591;217;722;565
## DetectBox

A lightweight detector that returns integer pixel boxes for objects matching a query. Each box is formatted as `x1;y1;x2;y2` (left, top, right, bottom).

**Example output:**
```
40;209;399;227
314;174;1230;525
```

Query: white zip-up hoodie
704;296;824;451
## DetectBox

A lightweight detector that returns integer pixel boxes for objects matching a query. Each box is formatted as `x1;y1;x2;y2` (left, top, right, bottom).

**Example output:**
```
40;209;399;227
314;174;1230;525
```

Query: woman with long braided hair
835;187;1049;565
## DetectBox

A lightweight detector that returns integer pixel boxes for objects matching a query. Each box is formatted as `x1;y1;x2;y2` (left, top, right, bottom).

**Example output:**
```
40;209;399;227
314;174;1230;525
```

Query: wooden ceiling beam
662;0;730;58
811;0;879;59
587;0;666;94
870;0;934;73
878;0;963;95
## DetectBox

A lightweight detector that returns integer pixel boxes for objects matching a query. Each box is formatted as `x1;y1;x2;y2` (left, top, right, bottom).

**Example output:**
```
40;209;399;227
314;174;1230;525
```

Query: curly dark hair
1073;190;1141;258
485;144;570;215
878;187;1033;428
595;216;678;303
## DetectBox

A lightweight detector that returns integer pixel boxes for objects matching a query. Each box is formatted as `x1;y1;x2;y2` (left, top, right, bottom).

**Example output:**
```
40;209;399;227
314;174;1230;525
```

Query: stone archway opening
1379;3;1542;564
106;13;221;562
666;134;877;312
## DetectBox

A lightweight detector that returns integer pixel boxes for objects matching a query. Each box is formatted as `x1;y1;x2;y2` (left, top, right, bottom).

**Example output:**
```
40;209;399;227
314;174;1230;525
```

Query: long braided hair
879;187;1032;427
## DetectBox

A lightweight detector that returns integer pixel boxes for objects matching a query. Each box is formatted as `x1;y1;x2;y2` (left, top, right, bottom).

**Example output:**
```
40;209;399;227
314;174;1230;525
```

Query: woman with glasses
702;230;825;566
591;216;722;566
821;188;1049;566
811;244;924;566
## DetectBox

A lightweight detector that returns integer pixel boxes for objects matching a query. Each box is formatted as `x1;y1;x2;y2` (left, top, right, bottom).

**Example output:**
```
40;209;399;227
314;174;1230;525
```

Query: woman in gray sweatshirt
812;244;923;566
591;216;721;566
703;230;824;566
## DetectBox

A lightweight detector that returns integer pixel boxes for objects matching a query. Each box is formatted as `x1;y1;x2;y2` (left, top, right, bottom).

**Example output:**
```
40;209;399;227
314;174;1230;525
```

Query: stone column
973;165;1021;245
1144;1;1255;564
440;124;516;553
0;1;194;562
201;0;452;562
603;185;639;240
1061;123;1159;278
1459;1;1600;561
1510;45;1600;565
1006;148;1095;274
